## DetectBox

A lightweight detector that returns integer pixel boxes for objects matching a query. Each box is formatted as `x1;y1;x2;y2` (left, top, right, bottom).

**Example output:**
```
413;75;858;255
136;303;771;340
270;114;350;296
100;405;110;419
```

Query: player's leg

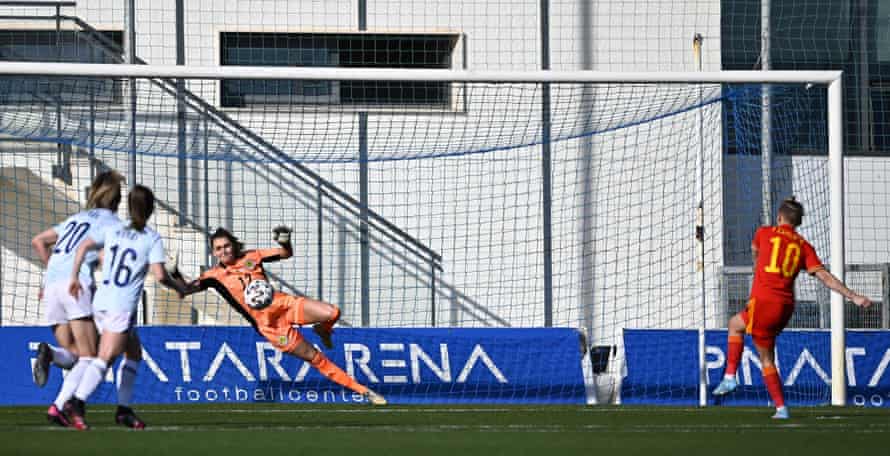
278;294;340;349
50;316;98;428
35;283;82;387
300;297;340;349
287;338;386;405
115;330;146;429
745;297;793;418
49;323;79;368
754;340;789;419
42;323;76;426
713;304;749;396
66;311;129;430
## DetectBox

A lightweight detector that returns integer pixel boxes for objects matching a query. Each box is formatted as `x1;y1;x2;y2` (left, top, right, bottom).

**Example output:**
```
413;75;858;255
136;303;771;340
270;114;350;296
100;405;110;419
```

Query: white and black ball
244;279;274;310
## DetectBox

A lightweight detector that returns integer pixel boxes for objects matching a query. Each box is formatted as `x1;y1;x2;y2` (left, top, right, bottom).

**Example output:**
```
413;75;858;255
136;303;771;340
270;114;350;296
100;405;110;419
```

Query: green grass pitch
0;404;887;455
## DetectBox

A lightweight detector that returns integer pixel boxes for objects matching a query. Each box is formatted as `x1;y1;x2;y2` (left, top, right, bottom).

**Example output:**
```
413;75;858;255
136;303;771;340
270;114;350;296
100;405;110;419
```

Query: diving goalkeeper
171;226;386;405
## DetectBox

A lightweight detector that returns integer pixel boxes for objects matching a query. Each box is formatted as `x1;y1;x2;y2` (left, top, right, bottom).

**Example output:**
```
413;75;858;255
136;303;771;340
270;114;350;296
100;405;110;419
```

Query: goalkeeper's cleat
712;377;738;396
313;323;334;349
364;389;387;406
771;406;790;420
32;342;51;387
46;404;70;427
64;398;89;431
115;406;146;430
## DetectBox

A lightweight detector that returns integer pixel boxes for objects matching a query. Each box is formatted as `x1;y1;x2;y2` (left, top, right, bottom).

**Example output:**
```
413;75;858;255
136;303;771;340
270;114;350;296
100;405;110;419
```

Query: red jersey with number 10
750;224;824;302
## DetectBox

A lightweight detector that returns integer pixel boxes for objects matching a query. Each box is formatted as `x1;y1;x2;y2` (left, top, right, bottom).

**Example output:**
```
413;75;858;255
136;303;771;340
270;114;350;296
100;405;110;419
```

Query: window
0;29;123;104
0;29;122;63
219;32;459;108
721;0;890;155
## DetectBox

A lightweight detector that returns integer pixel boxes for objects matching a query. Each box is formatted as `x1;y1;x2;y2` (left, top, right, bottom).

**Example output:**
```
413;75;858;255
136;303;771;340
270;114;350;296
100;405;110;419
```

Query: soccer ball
244;280;274;310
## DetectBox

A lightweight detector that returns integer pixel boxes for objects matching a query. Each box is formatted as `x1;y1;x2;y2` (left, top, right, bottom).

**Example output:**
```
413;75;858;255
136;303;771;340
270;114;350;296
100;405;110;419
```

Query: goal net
0;63;859;405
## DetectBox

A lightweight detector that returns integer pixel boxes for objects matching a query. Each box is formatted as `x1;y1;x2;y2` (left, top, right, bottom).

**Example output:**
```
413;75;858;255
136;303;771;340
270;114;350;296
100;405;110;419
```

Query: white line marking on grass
6;422;889;434
7;424;882;434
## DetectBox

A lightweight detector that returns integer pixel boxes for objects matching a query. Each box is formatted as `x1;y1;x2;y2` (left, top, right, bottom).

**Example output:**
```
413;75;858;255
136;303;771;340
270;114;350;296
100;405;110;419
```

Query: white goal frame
0;62;847;406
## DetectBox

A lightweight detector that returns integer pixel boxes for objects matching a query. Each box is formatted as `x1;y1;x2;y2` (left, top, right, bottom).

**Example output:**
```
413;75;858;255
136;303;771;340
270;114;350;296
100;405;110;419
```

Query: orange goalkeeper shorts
255;293;308;353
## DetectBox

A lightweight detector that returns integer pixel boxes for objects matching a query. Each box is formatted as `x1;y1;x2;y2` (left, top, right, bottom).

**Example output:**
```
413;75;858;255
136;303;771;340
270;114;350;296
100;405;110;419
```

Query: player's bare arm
813;269;872;308
31;228;59;266
150;263;188;298
68;237;99;298
160;251;205;297
176;278;209;297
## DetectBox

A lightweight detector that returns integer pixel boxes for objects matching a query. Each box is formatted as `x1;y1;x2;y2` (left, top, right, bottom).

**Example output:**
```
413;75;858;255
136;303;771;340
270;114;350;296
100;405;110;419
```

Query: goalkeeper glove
272;226;292;244
164;251;180;276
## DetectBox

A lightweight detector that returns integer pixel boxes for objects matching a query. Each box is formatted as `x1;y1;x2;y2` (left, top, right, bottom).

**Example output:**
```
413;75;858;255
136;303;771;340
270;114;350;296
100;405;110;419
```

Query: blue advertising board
1;326;586;405
621;329;890;407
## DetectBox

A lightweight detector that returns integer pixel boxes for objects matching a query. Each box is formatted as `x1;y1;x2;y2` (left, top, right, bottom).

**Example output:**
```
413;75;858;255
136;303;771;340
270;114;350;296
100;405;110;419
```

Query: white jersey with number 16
91;223;165;313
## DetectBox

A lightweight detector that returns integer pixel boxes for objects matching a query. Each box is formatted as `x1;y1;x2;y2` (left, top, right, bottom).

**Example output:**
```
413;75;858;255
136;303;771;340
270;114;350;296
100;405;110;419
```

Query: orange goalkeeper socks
725;335;743;377
762;365;785;408
310;351;368;395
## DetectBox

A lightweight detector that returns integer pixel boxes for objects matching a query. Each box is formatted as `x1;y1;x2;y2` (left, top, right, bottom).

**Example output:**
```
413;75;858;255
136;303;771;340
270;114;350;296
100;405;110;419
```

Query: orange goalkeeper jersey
750;224;824;302
196;248;287;328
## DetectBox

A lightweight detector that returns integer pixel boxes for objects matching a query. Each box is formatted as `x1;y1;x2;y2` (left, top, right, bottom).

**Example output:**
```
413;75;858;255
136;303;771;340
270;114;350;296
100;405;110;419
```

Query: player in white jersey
65;185;185;430
30;170;135;427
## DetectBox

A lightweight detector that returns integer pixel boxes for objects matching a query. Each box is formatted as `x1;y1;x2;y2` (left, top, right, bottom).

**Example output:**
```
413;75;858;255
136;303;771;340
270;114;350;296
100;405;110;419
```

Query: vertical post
882;264;889;329
857;0;872;154
693;33;707;407
89;47;96;180
54;6;69;183
359;113;370;327
127;0;137;186
224;158;233;230
203;108;210;266
358;0;370;327
430;263;436;327
579;0;596;343
317;186;325;301
449;284;459;326
760;0;772;225
142;290;148;325
540;0;553;327
176;0;188;225
828;76;845;406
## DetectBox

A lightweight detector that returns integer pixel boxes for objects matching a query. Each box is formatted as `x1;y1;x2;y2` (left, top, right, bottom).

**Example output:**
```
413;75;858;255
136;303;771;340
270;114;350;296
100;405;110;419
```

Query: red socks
762;365;785;408
725;335;743;377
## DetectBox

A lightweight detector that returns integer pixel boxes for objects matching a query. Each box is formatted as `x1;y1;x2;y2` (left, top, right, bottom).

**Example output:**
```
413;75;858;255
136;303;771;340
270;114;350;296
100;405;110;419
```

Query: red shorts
740;295;795;350
255;293;308;353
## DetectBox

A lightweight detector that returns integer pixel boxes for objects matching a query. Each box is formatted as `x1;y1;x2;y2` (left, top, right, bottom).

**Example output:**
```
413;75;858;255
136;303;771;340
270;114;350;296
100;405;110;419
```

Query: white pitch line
4;423;890;434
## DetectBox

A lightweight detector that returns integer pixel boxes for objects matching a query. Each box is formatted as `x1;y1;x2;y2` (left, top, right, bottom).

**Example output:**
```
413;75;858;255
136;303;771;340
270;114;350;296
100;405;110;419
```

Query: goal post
0;61;849;405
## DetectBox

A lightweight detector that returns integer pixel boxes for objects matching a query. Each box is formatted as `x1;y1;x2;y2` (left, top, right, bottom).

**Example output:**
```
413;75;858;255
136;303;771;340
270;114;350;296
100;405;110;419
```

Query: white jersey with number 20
43;208;121;288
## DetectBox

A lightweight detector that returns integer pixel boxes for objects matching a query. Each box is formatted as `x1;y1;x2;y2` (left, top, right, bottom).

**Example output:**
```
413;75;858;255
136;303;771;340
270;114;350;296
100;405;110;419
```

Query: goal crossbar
0;61;842;85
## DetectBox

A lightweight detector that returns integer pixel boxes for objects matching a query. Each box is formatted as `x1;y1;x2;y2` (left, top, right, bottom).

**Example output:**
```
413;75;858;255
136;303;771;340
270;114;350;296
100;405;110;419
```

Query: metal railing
0;6;444;326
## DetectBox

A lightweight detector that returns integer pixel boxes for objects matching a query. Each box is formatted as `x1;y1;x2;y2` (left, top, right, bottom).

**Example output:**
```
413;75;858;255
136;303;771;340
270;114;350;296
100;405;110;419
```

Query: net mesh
0;70;847;405
0;0;888;406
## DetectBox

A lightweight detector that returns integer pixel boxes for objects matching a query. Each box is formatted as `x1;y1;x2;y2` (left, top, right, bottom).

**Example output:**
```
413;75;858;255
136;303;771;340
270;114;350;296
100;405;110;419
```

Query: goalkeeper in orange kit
170;226;386;405
712;197;871;419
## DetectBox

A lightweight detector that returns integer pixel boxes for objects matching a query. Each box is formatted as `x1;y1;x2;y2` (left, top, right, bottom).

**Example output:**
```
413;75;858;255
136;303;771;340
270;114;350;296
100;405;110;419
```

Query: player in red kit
712;197;871;419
